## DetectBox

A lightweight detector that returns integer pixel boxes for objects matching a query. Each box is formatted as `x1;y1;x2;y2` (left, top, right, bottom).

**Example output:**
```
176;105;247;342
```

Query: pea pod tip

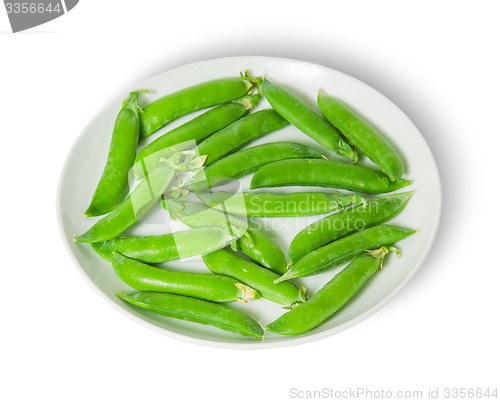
132;89;153;95
273;272;292;284
398;178;413;186
396;189;417;197
73;233;91;243
116;292;130;300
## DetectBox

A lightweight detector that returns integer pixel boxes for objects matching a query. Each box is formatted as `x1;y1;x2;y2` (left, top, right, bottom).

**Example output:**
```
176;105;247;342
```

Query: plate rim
57;55;442;349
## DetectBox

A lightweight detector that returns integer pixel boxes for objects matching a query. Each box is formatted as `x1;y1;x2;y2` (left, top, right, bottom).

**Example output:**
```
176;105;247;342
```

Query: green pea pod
163;201;287;275
251;159;412;194
186;142;323;192
112;253;257;303
163;201;248;237
203;249;305;306
289;191;414;265
133;140;197;180
91;226;237;264
134;95;260;179
318;90;404;181
140;75;256;139
277;224;416;282
238;226;287;275
196;191;365;217
266;247;396;335
118;291;264;339
261;79;358;162
196;109;289;165
85;91;144;217
76;163;176;243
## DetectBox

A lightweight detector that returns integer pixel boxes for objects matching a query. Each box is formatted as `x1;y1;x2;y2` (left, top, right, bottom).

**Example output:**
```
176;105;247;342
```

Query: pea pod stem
196;191;365;217
366;246;401;269
233;91;261;109
240;70;263;88
118;291;264;339
134;141;194;179
265;247;397;335
112;253;257;303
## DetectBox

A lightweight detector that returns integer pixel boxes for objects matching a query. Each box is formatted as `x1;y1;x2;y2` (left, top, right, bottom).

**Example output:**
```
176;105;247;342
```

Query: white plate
57;56;441;348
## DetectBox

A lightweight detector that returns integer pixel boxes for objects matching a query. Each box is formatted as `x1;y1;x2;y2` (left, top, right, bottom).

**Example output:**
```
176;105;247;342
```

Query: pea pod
318;90;404;180
186;142;323;191
251;159;411;194
289;191;414;265
76;163;176;243
276;224;416;282
163;201;287;275
203;249;305;306
239;226;287;275
91;227;237;264
85;91;144;216
196;191;365;217
196;109;289;165
139;75;255;138
266;247;396;335
112;253;257;303
118;291;264;339
164;200;248;236
261;79;358;162
134;96;259;179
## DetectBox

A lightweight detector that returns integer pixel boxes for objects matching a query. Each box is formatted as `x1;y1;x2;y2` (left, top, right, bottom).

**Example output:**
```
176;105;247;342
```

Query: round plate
57;56;441;348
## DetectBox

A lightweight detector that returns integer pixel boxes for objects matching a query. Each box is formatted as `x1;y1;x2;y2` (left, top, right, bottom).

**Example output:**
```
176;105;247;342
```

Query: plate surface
57;56;441;348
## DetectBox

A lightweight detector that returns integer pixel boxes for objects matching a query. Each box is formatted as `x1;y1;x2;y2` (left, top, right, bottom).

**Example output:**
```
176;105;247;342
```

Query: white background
1;1;499;401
